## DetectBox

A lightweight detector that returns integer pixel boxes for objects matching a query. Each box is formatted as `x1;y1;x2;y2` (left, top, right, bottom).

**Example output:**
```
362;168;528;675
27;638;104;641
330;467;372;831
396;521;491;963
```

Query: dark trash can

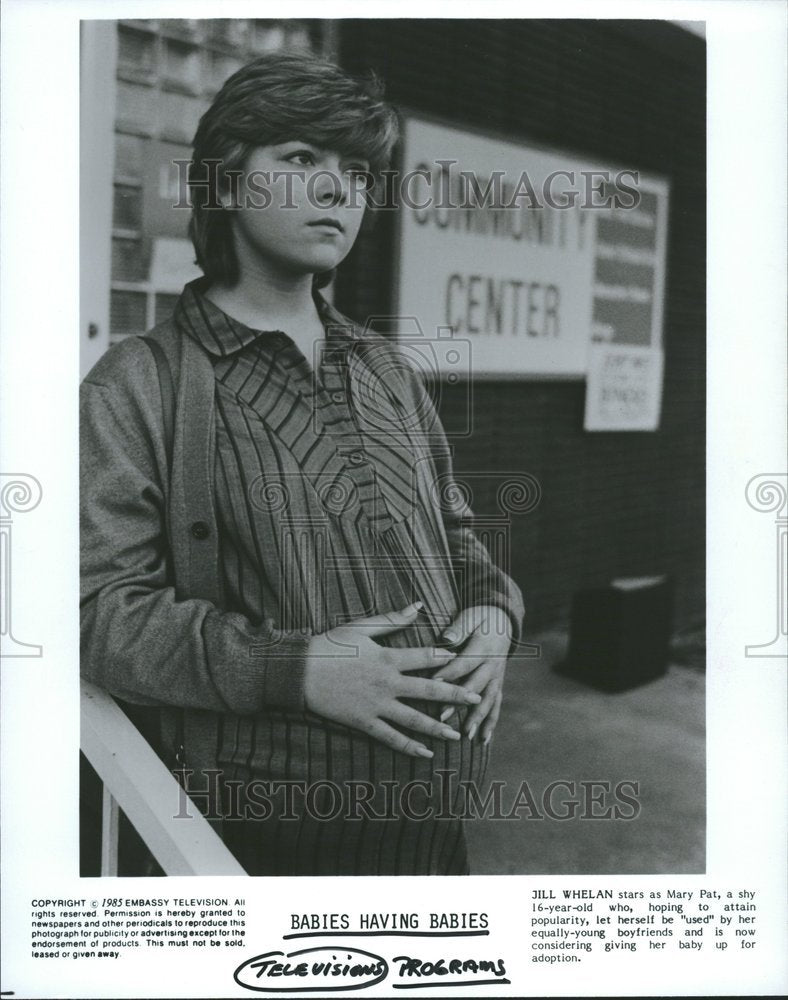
557;575;675;692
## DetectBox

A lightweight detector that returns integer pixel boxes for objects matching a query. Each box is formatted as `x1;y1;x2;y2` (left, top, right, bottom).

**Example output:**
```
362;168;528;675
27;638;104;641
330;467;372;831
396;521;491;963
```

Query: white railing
80;680;245;876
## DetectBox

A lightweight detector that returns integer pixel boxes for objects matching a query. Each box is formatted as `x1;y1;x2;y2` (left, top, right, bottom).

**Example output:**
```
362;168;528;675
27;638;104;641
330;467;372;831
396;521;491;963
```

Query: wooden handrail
81;680;245;876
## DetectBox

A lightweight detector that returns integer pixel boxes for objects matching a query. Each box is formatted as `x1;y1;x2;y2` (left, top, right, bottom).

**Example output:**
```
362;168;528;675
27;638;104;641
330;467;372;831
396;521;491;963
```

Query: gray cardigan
82;319;311;812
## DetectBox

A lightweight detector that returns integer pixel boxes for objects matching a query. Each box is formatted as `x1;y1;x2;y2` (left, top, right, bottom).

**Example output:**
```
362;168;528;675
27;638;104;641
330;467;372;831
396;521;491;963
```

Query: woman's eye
285;151;315;166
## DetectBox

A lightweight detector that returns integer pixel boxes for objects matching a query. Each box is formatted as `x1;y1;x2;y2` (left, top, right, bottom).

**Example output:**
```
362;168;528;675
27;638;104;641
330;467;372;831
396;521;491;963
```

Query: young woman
80;51;524;875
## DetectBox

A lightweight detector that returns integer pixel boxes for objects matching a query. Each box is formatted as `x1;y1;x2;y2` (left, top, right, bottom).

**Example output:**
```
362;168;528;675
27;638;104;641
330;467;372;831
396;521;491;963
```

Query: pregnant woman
80;51;524;875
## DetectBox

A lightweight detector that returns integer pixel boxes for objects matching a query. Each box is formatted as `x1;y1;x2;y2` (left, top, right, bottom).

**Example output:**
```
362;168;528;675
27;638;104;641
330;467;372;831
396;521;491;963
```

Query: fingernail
440;707;452;722
482;732;491;746
440;650;457;658
443;727;460;741
466;692;482;704
444;631;459;643
415;745;433;758
411;601;424;611
467;724;477;741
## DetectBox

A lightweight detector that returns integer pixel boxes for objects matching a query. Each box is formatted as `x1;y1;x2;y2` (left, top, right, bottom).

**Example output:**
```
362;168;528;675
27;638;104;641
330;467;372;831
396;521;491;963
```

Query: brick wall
335;19;706;632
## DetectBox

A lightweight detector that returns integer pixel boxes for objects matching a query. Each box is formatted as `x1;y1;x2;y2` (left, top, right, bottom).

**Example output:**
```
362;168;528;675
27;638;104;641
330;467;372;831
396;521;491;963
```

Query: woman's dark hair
188;50;399;288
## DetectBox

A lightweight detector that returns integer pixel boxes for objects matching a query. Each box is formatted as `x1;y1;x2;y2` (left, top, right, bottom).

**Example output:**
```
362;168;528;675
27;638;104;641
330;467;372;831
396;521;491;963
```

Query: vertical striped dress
173;281;522;875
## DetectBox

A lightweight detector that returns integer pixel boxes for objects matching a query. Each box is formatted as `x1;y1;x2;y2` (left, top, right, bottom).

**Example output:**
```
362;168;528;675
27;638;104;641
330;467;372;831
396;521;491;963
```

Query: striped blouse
172;279;524;875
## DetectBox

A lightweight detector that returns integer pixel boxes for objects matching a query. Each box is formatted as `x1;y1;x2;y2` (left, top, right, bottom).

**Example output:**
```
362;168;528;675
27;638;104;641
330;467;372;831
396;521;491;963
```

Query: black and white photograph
77;14;705;882
1;1;786;998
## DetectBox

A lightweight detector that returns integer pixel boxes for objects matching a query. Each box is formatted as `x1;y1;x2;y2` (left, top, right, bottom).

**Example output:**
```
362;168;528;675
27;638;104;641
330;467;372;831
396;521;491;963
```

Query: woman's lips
307;219;344;232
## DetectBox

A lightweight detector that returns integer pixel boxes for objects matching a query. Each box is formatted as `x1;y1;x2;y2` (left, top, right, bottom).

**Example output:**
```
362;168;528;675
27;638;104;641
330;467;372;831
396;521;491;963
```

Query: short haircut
188;50;400;287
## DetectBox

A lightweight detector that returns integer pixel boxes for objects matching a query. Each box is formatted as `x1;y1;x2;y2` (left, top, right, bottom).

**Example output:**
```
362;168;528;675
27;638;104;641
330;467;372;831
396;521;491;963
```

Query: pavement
464;630;706;875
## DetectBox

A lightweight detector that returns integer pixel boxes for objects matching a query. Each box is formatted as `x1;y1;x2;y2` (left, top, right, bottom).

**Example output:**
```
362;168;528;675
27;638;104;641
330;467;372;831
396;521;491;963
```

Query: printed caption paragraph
529;887;758;963
30;897;246;960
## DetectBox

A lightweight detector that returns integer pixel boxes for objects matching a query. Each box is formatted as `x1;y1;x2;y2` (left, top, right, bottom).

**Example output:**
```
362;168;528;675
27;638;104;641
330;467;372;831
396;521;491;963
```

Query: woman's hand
304;602;483;758
433;605;513;744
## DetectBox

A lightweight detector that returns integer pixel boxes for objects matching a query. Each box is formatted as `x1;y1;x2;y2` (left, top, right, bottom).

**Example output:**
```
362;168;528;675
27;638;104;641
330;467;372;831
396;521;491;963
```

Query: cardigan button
190;520;210;540
348;451;365;465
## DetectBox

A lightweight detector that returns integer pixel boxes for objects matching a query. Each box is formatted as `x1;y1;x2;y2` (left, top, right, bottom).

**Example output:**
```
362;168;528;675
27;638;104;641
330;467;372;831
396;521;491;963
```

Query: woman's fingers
437;661;503;727
365;719;434;758
393;647;459;671
431;650;486;682
432;629;502;681
400;676;483;705
479;688;503;745
440;606;487;646
384;702;461;742
464;677;501;740
347;602;423;638
438;660;497;721
443;658;497;695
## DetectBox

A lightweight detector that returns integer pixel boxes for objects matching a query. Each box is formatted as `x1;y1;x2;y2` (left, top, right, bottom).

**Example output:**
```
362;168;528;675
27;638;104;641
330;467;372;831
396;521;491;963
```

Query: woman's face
226;141;370;280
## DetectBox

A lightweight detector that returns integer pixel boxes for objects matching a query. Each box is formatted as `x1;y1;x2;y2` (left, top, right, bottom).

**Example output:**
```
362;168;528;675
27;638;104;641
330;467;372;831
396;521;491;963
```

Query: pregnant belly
216;709;488;818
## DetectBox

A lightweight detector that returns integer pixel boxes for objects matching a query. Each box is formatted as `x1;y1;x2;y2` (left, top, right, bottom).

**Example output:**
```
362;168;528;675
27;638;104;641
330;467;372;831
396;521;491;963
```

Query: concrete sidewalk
465;631;705;875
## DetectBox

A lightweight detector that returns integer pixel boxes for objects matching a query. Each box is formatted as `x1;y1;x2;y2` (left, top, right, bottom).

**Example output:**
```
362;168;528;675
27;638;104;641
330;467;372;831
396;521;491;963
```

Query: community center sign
395;116;669;411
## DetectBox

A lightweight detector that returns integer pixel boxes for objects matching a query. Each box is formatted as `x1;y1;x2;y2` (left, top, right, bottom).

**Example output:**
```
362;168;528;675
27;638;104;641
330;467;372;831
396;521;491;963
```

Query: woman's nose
312;160;350;205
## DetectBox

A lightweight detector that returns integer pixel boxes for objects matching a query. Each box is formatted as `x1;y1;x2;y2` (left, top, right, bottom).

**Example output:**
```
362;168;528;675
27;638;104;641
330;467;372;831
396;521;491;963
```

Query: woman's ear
217;170;243;210
217;187;237;211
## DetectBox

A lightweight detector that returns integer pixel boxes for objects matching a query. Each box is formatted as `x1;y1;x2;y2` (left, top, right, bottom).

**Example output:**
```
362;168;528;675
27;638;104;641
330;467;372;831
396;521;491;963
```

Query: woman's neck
204;266;327;363
205;265;319;331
